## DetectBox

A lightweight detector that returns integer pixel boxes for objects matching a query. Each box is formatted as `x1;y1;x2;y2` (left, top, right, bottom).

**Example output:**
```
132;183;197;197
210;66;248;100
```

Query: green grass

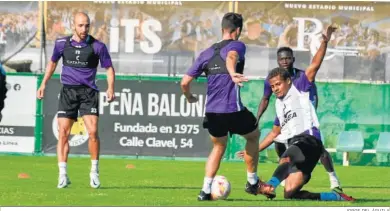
0;156;389;206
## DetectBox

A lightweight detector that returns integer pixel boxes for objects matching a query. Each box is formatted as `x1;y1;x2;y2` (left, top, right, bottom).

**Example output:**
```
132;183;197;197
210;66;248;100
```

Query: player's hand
230;73;248;87
106;88;115;103
186;94;198;103
236;150;245;159
323;25;337;42
37;85;45;99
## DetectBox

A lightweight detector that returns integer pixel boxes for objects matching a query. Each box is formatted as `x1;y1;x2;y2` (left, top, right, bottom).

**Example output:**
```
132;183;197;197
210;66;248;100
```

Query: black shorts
57;85;99;121
203;108;258;137
282;134;323;183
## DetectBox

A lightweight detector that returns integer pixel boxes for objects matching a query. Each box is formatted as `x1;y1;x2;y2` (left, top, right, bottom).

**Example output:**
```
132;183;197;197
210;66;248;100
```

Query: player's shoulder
227;40;246;49
197;46;215;60
54;36;70;49
55;36;71;43
90;36;107;48
296;68;317;84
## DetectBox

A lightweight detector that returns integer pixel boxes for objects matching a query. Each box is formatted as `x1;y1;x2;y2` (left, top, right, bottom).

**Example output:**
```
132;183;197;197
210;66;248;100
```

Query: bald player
37;12;115;189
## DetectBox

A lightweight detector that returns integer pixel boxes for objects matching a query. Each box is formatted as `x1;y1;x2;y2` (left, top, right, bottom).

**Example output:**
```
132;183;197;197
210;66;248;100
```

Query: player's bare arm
37;60;58;99
227;50;248;86
305;25;337;82
256;95;270;124
180;74;198;103
106;66;115;102
258;125;281;152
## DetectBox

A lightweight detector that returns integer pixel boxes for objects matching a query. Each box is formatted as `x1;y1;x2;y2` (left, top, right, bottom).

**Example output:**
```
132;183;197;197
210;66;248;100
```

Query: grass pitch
0;155;389;206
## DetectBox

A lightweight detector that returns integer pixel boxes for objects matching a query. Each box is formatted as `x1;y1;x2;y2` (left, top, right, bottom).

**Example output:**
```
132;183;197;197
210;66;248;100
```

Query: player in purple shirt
180;13;262;201
36;12;115;189
255;48;342;192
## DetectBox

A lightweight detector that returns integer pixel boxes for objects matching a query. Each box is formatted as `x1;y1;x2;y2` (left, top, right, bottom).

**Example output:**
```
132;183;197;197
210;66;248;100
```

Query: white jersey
273;74;320;144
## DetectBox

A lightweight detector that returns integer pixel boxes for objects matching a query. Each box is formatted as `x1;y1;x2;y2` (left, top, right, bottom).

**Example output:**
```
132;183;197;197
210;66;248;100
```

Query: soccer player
255;45;342;192
180;13;261;201
36;12;115;189
256;68;354;201
255;26;355;201
0;63;7;122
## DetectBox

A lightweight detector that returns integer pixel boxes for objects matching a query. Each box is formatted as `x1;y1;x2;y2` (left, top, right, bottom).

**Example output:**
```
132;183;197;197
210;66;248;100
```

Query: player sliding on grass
180;13;262;201
255;68;354;201
253;26;355;201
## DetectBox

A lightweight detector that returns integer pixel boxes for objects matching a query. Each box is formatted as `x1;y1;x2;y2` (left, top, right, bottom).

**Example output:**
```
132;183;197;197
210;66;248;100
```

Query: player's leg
79;87;100;188
230;108;261;195
284;135;354;201
275;142;286;158
241;128;260;195
284;171;354;201
198;113;229;200
274;142;287;186
258;134;322;198
319;148;342;191
201;135;228;198
56;87;79;188
57;117;74;188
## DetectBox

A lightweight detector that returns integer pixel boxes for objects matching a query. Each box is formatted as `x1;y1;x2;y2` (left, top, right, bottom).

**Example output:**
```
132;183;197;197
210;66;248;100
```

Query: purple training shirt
186;40;246;113
51;36;112;90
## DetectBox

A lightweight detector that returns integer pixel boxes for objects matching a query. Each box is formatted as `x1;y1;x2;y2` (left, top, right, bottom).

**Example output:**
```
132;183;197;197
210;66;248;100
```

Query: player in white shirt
255;26;355;201
256;68;355;201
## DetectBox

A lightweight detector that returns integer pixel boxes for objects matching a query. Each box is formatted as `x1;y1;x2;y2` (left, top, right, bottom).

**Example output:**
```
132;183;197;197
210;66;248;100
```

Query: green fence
3;73;390;166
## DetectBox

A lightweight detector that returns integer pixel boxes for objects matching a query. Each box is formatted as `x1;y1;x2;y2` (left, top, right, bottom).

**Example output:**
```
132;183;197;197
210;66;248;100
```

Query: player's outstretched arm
258;125;281;152
37;61;58;99
305;25;337;82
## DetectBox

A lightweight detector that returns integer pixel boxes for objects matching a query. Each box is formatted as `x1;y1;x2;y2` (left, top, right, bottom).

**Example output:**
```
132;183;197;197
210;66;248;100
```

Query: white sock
247;171;259;185
58;162;67;175
91;160;99;173
329;172;341;188
201;177;213;194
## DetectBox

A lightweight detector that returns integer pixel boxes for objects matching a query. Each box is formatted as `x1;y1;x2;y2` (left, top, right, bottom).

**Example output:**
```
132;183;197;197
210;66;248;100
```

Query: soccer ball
211;175;231;200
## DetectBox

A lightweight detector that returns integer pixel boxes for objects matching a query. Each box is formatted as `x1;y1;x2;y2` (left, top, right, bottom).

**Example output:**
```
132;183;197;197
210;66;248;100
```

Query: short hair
268;67;291;81
277;46;293;56
221;12;243;33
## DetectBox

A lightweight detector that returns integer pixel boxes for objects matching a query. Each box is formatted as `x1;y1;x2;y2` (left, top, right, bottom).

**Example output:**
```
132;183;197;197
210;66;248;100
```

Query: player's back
199;39;246;113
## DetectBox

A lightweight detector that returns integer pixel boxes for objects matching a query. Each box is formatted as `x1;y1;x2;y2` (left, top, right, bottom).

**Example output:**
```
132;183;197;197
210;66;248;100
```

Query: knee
245;129;260;142
88;129;99;141
58;127;70;141
213;142;226;151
